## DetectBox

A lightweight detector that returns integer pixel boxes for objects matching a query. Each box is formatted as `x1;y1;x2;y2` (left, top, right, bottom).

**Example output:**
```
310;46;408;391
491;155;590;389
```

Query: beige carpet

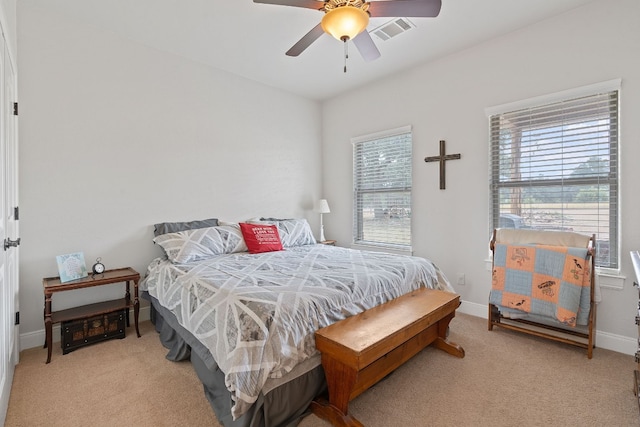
5;314;639;427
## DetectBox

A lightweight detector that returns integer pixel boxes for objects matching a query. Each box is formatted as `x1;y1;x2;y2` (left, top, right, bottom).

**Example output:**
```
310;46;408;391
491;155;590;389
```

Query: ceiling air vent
371;18;416;42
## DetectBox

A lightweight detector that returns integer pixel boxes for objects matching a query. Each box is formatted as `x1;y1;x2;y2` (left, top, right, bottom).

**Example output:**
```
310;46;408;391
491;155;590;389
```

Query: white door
0;33;19;426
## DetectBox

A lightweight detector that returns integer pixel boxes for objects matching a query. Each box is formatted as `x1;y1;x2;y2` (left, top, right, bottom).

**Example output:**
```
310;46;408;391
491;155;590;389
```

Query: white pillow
153;224;248;263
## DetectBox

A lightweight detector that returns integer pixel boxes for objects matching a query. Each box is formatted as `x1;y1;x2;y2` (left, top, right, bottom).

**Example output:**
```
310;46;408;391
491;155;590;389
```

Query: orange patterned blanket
489;243;591;327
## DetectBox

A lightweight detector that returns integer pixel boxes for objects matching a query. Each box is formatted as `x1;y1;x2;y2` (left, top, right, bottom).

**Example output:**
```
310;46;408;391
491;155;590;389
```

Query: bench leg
311;356;364;427
433;336;465;358
433;313;465;358
310;400;364;427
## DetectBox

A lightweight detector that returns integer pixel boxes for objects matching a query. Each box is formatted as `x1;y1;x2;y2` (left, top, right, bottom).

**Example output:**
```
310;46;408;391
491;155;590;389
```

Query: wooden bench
310;288;465;427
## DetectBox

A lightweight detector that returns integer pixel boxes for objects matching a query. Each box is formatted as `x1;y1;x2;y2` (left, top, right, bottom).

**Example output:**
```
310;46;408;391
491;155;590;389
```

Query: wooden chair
488;228;597;358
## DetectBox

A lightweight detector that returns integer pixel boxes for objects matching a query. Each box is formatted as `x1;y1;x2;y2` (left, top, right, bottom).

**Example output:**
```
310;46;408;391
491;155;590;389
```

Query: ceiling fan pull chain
343;38;349;73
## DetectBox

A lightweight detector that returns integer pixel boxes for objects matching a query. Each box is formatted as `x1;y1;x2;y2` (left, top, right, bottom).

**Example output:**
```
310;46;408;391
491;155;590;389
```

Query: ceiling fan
254;0;442;63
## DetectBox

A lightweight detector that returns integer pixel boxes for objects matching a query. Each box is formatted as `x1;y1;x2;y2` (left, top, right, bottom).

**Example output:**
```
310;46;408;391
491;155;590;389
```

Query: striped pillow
153;224;247;263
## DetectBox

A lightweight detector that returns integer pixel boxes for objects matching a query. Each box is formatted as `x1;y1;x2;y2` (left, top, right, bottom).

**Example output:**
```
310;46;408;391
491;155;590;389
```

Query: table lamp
316;199;331;242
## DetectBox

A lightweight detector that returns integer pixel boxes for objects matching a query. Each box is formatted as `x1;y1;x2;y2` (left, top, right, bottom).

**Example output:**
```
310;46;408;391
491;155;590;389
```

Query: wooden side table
42;267;140;363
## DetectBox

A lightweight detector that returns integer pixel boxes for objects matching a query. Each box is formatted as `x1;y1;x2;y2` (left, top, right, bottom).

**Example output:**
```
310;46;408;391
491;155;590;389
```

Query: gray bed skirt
144;292;326;427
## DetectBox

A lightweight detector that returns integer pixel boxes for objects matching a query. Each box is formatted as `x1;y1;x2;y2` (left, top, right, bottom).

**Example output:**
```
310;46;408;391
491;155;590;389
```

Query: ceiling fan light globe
321;6;369;41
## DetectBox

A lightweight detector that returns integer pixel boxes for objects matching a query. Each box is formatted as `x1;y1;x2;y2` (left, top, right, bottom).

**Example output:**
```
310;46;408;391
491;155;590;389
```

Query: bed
488;228;598;358
140;217;454;426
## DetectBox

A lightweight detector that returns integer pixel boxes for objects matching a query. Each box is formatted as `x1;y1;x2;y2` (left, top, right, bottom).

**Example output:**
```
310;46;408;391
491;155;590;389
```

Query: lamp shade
316;199;331;214
321;6;369;41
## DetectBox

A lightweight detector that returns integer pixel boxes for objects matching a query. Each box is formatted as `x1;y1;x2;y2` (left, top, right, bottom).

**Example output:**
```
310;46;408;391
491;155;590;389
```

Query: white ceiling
25;0;596;101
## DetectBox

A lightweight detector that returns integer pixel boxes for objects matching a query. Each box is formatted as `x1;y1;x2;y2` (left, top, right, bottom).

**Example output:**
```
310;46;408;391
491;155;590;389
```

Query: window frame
351;125;413;253
486;79;621;271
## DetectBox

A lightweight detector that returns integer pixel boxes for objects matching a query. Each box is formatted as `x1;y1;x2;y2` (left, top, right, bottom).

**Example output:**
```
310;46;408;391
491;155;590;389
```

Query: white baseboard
20;305;151;351
457;300;636;356
459;300;490;318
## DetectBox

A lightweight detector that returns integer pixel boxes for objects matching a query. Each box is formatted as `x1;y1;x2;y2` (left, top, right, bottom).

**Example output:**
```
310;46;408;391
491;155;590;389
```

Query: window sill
351;242;413;256
596;270;625;290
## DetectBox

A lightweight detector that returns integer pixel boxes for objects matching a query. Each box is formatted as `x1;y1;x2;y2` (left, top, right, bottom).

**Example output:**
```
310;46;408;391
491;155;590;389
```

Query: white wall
17;5;322;338
321;0;640;351
0;0;16;60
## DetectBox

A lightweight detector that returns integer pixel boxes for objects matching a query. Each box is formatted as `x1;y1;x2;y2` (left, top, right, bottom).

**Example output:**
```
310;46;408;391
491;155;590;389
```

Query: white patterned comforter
140;244;453;419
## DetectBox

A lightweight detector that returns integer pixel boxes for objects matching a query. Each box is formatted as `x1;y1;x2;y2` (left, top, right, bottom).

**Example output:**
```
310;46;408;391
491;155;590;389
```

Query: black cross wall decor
424;140;461;190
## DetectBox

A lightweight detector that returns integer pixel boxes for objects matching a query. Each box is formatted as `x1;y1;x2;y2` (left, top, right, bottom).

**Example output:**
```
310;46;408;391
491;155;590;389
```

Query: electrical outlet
457;273;466;286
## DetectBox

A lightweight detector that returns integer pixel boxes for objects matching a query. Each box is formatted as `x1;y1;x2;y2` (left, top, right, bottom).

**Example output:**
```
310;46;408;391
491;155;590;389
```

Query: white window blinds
352;126;412;250
489;85;619;269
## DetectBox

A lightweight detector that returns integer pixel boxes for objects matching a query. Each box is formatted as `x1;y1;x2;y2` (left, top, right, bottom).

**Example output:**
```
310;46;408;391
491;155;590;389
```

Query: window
488;81;620;269
352;126;412;251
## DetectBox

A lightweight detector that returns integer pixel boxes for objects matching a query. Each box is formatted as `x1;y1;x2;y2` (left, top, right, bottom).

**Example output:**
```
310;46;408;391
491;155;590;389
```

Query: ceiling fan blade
286;23;325;57
353;31;381;62
253;0;324;10
368;0;442;18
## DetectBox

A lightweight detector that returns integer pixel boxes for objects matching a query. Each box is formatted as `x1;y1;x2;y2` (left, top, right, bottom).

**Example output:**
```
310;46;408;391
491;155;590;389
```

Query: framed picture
56;252;88;283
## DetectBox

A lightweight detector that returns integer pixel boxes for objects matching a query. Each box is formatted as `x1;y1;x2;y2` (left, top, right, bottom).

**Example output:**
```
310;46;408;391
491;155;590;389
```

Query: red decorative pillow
239;223;284;254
